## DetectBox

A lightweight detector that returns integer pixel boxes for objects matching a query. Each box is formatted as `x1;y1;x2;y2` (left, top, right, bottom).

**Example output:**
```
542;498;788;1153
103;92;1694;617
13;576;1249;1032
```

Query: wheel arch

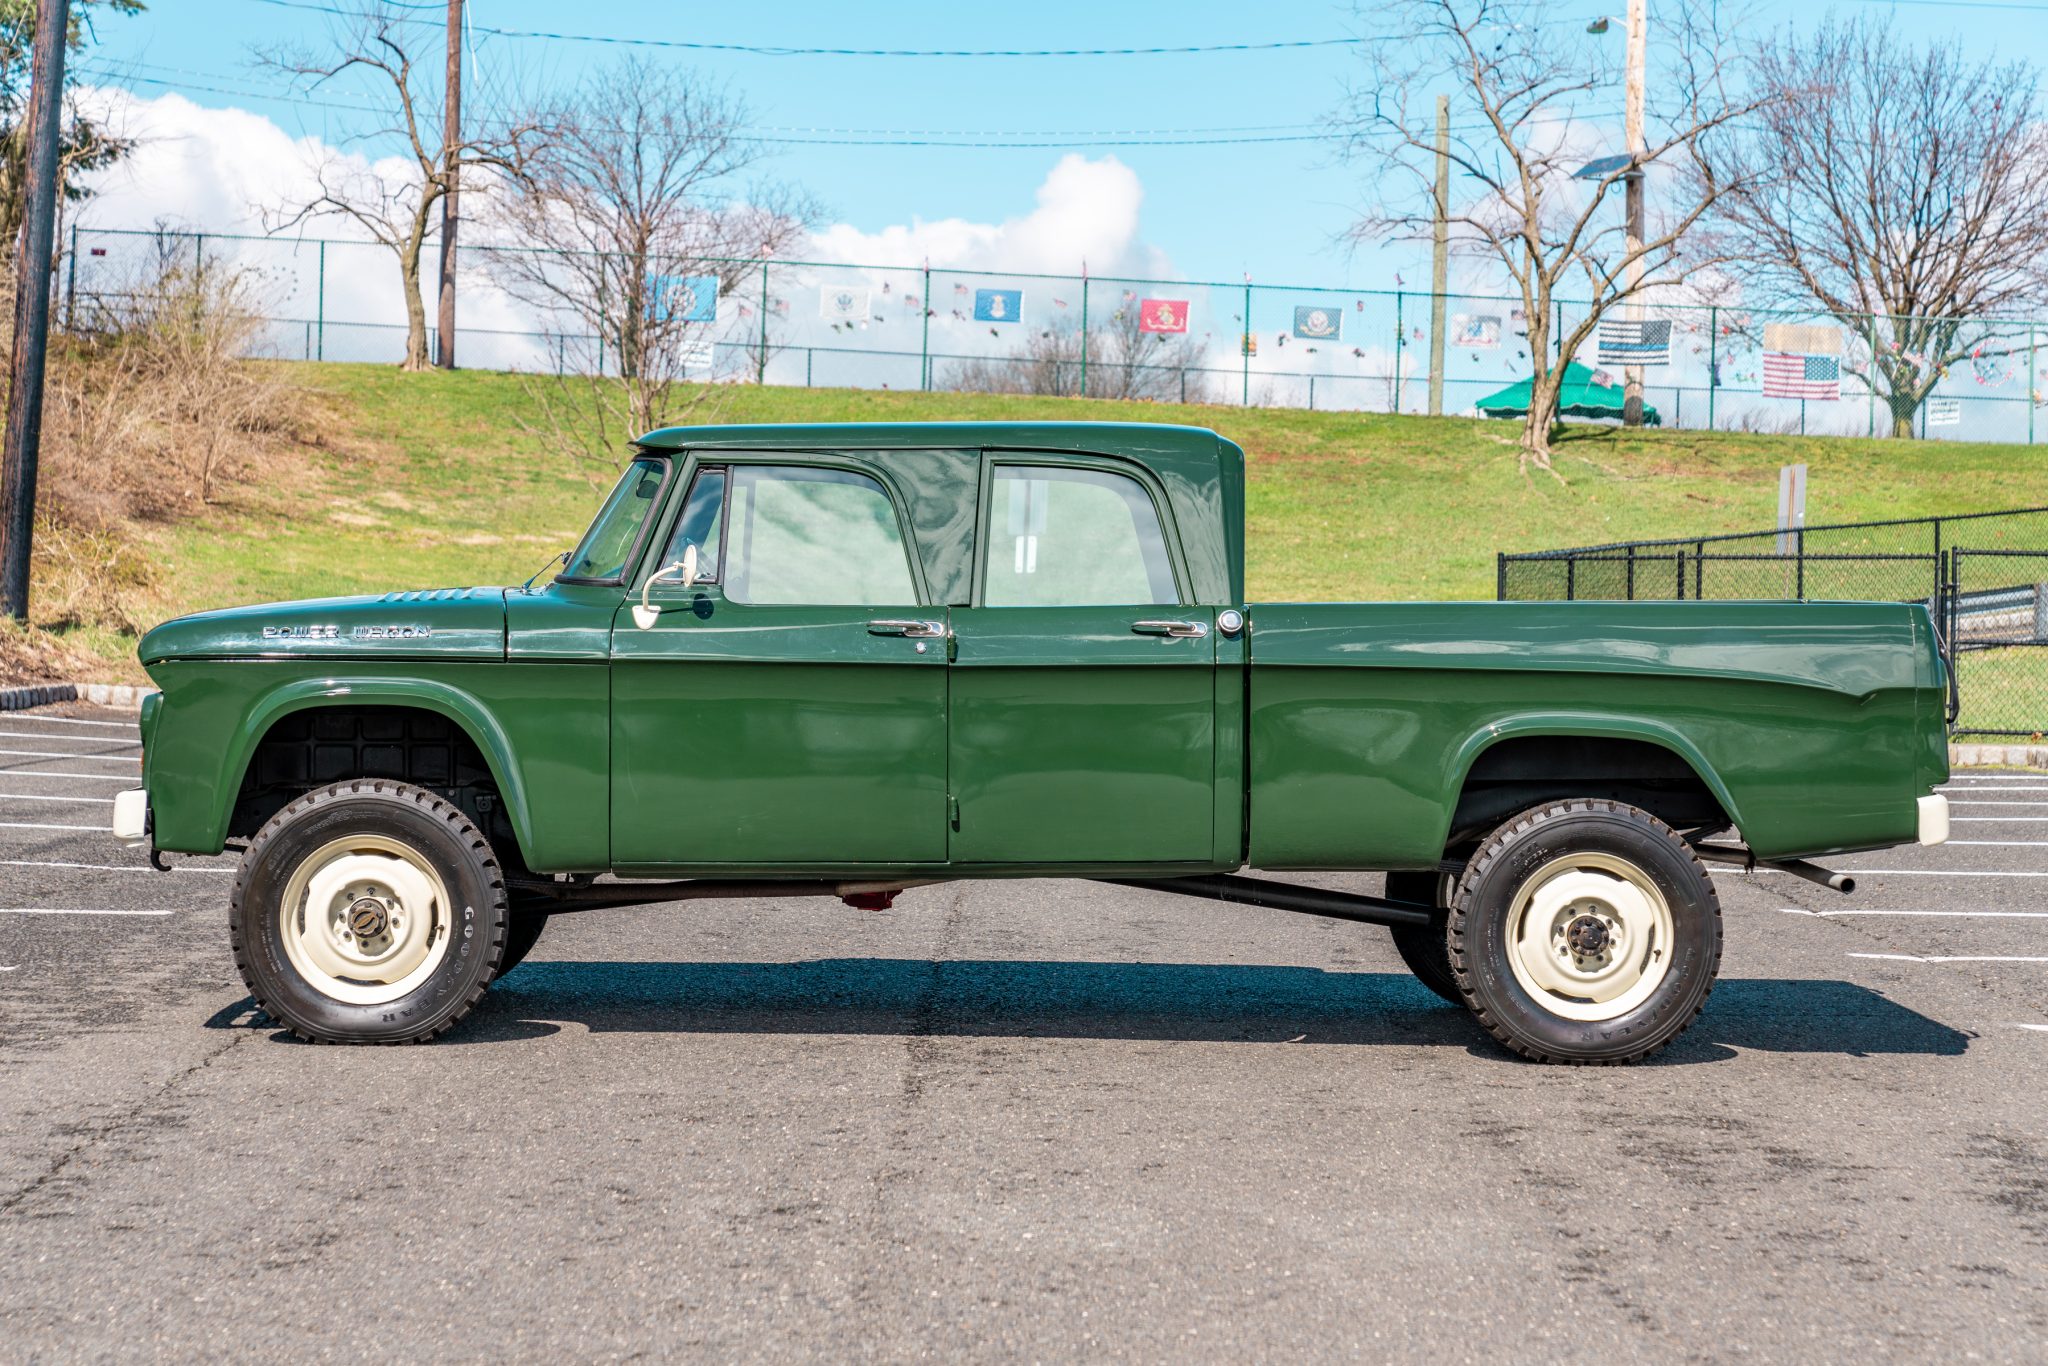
210;677;538;862
1439;713;1745;854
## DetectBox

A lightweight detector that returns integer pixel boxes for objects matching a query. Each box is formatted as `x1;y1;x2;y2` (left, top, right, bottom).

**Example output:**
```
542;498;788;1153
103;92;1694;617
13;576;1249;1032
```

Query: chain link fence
1498;508;2048;738
57;225;2048;443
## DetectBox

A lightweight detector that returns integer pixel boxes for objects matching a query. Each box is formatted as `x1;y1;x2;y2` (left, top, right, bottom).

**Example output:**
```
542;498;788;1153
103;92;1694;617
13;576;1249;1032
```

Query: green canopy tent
1474;361;1660;426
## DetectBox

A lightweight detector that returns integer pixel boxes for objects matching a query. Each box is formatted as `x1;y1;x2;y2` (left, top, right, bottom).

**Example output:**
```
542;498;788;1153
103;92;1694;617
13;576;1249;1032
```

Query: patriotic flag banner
649;274;718;324
1597;318;1672;366
820;285;869;322
1762;351;1841;400
1292;304;1342;340
973;288;1023;323
1453;313;1501;349
1928;398;1962;427
1139;298;1189;334
680;335;714;373
1762;322;1841;356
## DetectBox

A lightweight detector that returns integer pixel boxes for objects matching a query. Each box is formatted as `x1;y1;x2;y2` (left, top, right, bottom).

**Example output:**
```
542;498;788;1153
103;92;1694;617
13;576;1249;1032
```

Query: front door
948;459;1217;864
610;459;948;868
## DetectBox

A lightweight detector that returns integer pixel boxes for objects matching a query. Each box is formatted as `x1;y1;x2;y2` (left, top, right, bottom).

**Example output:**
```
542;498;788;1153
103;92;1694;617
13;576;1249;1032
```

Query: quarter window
721;465;919;606
982;465;1178;606
660;467;727;581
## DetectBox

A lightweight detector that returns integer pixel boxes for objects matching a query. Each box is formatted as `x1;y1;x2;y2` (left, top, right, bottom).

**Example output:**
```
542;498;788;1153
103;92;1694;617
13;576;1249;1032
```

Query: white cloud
808;154;1169;278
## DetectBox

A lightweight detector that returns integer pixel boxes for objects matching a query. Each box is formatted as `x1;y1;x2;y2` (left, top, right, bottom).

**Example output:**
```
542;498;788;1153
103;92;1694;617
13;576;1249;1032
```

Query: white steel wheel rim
1504;853;1675;1023
277;834;453;1007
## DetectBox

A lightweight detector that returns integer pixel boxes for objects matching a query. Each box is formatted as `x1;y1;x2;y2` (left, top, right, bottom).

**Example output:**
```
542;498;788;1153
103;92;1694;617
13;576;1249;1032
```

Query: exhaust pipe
1690;843;1855;895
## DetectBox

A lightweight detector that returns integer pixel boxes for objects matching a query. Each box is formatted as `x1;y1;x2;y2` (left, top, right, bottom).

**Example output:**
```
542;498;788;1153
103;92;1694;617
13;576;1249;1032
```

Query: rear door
947;457;1216;864
609;458;949;868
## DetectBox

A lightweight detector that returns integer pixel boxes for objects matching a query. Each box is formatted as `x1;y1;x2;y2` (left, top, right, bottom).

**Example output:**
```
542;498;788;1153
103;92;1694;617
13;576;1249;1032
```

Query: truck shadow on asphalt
211;961;1974;1062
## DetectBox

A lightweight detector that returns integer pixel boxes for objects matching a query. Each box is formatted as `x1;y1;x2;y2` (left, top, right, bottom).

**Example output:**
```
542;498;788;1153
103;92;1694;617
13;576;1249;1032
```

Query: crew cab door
947;457;1216;864
609;458;948;868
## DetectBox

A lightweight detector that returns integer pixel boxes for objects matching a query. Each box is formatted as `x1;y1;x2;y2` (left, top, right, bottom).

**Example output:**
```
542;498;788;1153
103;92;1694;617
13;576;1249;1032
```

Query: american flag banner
1596;317;1672;366
1762;352;1841;400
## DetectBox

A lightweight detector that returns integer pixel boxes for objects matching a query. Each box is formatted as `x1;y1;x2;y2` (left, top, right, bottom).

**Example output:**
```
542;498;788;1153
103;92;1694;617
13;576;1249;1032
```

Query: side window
660;467;726;581
982;464;1178;607
723;466;919;606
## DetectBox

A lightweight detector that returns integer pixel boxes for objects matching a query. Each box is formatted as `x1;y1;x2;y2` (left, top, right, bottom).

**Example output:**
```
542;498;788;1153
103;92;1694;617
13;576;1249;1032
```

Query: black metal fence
1498;506;2048;738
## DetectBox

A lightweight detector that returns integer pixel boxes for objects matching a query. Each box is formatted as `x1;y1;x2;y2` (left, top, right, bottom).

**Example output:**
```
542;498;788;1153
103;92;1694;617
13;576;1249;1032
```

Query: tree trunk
399;251;430;371
1892;408;1916;440
1521;373;1561;472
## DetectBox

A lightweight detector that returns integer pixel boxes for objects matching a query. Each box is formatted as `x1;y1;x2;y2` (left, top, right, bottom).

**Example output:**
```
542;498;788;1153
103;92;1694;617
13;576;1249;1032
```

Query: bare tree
1700;18;2048;438
947;302;1211;402
0;0;142;262
1335;0;1772;473
258;1;541;371
481;60;812;461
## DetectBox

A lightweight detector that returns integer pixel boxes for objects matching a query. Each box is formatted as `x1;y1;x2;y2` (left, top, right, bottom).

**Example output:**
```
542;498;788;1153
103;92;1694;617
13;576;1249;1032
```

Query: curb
1952;742;2048;770
0;682;158;712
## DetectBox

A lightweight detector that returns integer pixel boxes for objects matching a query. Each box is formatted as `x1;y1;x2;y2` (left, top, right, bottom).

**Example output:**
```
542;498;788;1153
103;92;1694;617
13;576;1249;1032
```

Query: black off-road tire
1447;799;1721;1065
497;909;550;977
230;780;509;1044
1385;870;1461;1006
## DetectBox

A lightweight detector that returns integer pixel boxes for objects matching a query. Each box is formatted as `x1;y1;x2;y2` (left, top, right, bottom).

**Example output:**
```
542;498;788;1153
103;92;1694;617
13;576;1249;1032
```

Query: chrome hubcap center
346;896;391;941
1565;913;1611;957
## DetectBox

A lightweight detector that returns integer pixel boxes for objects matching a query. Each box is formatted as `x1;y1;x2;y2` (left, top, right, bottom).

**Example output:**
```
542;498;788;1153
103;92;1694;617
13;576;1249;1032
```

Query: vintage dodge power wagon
122;421;1952;1062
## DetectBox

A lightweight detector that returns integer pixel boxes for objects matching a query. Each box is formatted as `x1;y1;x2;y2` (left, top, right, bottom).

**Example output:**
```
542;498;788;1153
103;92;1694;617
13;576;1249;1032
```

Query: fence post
316;239;326;362
756;260;768;384
194;232;204;272
62;222;75;331
1309;375;1316;411
1393;290;1403;414
806;347;813;388
1676;548;1686;600
1242;279;1252;407
1081;272;1090;397
304;320;311;359
1495;554;1506;600
1867;313;1878;438
920;264;931;392
1707;305;1717;431
1179;367;1186;404
1626;544;1636;600
2031;324;2038;446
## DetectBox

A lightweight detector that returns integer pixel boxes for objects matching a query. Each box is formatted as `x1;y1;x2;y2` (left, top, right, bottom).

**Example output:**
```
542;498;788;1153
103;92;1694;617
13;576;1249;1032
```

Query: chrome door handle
867;618;947;638
1131;619;1209;639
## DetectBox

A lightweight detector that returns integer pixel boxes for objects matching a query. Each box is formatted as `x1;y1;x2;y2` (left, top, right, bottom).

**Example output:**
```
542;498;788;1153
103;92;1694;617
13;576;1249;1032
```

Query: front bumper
1917;794;1949;846
112;788;149;847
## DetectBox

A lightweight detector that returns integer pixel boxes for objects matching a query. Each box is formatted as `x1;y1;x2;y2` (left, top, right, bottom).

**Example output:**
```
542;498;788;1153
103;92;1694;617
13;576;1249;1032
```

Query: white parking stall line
1937;786;2048;793
1782;907;2048;918
0;753;138;765
3;716;138;729
1852;953;2048;964
0;732;138;746
0;858;231;875
0;821;108;832
0;774;142;786
0;793;116;805
1953;817;2048;823
0;908;173;917
2016;1024;2048;1033
1947;800;2048;807
1837;868;2048;878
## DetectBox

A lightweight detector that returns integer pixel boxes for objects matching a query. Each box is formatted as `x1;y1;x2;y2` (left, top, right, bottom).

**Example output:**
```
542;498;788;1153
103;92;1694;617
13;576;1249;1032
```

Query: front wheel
1448;799;1721;1065
230;780;509;1043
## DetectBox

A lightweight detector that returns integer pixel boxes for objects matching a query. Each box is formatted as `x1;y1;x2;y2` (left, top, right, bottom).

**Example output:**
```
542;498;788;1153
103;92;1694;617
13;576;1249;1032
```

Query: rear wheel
230;780;508;1043
1448;799;1721;1065
1385;871;1460;1006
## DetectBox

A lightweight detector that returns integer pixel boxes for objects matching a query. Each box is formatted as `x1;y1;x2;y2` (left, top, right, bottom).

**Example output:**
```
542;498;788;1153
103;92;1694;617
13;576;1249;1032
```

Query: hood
139;587;507;666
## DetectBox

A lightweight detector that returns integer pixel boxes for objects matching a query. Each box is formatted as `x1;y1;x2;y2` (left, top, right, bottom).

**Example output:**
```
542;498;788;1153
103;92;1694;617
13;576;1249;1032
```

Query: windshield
561;456;669;583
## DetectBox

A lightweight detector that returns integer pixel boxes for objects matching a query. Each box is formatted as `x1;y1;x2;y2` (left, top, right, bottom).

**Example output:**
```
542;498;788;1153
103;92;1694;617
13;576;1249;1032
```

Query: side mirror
630;543;699;630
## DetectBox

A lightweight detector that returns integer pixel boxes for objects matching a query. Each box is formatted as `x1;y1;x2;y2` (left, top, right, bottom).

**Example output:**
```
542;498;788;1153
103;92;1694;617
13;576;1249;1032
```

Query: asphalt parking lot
1;702;2045;1360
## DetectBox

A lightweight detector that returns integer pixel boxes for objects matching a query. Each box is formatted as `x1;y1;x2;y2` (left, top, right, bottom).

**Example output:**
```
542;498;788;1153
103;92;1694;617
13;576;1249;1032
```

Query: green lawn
72;361;2048;676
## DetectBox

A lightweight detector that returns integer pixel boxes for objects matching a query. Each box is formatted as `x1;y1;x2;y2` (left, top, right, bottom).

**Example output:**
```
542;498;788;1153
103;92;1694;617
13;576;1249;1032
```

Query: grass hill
19;361;2048;681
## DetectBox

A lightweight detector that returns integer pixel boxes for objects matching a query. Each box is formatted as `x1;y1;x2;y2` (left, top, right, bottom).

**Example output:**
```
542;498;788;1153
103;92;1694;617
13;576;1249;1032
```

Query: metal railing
1498;507;2048;737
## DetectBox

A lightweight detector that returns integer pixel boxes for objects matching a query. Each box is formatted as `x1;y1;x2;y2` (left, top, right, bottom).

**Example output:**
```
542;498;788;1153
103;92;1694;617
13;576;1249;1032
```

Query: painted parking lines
1851;953;2048;964
1782;907;2048;918
0;749;138;762
0;793;115;805
0;821;109;832
0;858;230;875
0;907;173;917
1953;817;2048;823
0;732;137;746
0;771;140;782
3;715;138;729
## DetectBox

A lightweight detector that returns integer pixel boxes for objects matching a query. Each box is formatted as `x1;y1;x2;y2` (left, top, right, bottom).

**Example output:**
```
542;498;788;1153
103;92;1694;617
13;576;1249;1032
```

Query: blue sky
72;0;2048;290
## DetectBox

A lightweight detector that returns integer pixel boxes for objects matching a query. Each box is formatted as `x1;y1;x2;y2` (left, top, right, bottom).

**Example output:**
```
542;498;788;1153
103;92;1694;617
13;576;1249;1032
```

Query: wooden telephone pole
0;0;71;621
434;0;462;369
1621;0;1647;427
1427;95;1449;418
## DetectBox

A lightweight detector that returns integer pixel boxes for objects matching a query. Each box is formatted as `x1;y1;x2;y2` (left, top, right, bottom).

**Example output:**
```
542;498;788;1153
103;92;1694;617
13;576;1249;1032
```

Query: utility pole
434;0;462;369
1621;0;1647;427
1428;94;1449;418
0;0;71;622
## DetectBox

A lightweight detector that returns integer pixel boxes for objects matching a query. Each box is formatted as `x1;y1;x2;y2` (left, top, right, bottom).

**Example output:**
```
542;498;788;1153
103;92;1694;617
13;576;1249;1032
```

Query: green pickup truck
122;421;1951;1062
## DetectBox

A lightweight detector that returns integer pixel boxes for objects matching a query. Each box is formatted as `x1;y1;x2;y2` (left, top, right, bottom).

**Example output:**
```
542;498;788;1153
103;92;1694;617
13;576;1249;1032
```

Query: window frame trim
969;450;1192;610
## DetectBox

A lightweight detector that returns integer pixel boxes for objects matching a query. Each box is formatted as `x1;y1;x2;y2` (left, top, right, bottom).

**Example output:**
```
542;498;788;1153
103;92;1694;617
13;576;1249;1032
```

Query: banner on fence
820;286;869;322
973;289;1023;323
1453;313;1501;349
1763;351;1841;400
649;275;718;324
1291;304;1342;340
1140;298;1190;334
1597;318;1671;366
1929;398;1963;426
